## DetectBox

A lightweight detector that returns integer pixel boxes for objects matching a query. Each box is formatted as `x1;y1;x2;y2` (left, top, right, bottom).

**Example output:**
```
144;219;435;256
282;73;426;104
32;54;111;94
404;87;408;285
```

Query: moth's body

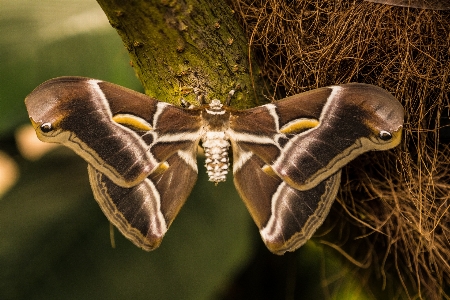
25;77;404;255
200;100;231;183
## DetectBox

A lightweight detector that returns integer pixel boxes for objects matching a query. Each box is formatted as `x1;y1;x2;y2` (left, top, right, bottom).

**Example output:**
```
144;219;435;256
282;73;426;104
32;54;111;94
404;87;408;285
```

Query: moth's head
25;77;90;142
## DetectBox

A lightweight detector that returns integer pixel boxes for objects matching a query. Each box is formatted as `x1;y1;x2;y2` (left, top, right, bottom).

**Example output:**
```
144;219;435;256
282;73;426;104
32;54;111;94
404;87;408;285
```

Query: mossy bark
96;0;267;109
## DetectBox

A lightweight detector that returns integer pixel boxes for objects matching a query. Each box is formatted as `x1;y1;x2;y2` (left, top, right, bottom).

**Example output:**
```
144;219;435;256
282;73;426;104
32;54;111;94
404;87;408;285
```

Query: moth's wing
25;77;203;250
231;83;404;191
25;77;203;188
232;148;341;255
229;84;403;254
88;146;198;251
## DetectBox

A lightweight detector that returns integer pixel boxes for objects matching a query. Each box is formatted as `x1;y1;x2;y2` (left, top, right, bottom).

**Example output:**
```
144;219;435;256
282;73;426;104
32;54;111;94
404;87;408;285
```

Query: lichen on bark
96;0;268;109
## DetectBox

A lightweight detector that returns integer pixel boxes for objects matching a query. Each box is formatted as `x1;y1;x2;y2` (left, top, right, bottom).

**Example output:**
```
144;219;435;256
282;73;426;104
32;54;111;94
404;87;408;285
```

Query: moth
25;77;404;255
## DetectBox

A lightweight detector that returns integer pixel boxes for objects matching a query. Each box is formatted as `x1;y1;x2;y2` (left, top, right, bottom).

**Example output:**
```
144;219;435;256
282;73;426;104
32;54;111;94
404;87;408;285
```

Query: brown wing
25;76;203;187
230;84;403;191
25;77;203;250
232;147;341;255
88;146;198;251
230;83;403;254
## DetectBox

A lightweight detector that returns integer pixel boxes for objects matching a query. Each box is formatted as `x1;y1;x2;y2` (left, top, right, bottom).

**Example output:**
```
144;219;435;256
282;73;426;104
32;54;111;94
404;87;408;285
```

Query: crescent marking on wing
112;114;153;131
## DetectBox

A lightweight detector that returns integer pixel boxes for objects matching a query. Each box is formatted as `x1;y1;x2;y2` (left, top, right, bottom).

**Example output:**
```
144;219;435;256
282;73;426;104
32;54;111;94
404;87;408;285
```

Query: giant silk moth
25;77;403;254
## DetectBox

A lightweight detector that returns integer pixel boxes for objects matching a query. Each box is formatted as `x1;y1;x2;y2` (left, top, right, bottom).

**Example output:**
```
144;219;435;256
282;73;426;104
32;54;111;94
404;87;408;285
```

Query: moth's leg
225;89;236;106
180;98;195;109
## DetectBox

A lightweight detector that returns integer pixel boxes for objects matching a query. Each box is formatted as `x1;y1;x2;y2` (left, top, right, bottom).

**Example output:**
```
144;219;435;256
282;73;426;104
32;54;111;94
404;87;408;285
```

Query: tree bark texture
96;0;267;109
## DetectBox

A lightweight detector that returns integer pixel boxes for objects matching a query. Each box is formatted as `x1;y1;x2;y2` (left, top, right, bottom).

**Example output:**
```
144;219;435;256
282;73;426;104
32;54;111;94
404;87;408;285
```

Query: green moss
96;0;268;108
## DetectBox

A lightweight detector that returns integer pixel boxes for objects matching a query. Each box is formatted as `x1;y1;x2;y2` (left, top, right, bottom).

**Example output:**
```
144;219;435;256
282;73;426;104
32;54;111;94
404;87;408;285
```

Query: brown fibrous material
230;0;450;298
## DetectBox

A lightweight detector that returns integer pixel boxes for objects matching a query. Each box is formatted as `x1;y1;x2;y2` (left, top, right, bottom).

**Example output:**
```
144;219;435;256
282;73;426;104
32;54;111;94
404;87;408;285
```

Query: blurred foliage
0;1;383;299
1;149;254;299
0;0;142;136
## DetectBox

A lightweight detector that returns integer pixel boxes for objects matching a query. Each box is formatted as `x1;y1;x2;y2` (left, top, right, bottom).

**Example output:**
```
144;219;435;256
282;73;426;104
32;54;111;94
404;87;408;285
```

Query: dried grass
230;0;450;298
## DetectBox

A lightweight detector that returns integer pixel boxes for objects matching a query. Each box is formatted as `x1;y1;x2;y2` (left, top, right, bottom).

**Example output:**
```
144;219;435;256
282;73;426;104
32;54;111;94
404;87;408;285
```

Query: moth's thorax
201;100;231;183
205;99;224;114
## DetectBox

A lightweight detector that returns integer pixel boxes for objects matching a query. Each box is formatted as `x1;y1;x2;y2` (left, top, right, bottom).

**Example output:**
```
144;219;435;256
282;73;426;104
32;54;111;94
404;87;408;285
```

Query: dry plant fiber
230;0;450;298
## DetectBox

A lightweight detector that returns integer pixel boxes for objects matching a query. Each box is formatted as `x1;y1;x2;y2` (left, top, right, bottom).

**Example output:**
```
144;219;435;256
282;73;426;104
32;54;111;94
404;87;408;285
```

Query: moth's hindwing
233;149;341;255
88;147;198;250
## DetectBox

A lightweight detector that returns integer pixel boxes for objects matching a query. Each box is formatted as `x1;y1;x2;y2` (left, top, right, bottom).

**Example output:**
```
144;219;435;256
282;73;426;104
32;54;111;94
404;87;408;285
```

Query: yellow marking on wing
29;118;38;129
151;161;170;177
280;119;319;134
262;164;278;178
113;114;153;131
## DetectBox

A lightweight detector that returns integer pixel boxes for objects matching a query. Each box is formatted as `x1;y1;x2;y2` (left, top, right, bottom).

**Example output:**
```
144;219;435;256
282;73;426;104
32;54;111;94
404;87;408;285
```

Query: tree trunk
96;0;267;108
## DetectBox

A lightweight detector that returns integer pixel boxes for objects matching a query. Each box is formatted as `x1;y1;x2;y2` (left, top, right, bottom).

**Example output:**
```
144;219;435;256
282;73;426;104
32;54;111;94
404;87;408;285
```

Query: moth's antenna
193;87;207;105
